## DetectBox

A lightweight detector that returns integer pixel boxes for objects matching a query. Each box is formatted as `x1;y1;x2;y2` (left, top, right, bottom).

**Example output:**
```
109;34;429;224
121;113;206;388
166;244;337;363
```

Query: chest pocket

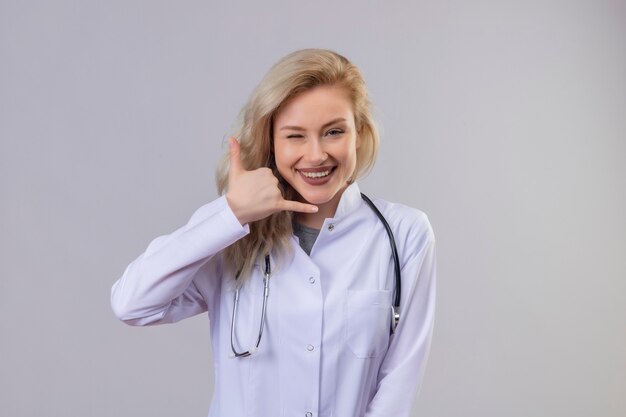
344;289;392;359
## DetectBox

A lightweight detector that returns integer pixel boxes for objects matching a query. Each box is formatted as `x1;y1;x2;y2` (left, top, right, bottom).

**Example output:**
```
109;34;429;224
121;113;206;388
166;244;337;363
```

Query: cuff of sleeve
181;195;250;255
217;195;250;234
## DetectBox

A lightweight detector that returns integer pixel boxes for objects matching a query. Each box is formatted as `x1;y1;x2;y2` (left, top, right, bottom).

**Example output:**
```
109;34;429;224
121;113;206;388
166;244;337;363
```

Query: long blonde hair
216;48;379;283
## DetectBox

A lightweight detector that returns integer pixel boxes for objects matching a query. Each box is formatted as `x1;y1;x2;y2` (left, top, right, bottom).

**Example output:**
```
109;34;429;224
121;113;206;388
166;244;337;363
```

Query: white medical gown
110;182;437;417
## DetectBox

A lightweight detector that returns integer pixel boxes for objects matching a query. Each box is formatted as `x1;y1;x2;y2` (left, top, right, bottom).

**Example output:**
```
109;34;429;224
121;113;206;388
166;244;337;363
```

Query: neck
294;188;346;229
294;209;332;229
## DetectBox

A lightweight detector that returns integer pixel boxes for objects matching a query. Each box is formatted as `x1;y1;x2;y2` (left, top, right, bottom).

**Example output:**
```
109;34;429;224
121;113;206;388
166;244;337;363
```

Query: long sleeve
363;221;437;417
110;195;250;326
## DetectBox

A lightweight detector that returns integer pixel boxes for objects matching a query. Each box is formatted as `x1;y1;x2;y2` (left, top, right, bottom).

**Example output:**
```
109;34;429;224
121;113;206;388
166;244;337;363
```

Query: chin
295;186;344;206
302;194;334;205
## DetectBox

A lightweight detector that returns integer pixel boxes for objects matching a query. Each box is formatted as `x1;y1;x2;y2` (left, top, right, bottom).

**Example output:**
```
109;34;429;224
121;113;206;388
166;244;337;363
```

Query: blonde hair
216;48;379;283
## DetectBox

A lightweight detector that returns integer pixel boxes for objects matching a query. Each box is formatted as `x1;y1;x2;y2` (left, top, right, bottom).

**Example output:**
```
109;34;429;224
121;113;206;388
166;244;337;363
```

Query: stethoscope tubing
359;193;402;310
230;192;402;358
230;256;271;358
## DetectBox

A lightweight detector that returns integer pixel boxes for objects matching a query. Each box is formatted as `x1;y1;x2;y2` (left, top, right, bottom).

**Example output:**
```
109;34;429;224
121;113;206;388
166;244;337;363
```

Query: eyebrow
279;117;347;131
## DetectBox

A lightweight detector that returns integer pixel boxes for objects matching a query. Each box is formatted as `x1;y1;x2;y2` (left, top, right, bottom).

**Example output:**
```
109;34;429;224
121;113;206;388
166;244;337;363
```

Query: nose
303;138;328;165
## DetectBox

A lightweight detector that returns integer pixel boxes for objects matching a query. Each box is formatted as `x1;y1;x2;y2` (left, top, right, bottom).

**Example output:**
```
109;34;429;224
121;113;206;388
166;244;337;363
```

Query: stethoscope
230;192;401;358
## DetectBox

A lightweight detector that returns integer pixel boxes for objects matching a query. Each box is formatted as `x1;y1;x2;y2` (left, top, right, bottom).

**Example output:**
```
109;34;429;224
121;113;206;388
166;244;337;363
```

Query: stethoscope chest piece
391;305;400;334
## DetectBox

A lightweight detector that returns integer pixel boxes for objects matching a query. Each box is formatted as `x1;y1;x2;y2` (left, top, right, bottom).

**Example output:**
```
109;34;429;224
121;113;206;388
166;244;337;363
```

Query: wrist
225;193;249;226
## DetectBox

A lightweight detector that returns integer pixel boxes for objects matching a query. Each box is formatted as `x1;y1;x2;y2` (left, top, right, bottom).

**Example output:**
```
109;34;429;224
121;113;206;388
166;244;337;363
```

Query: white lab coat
110;182;436;417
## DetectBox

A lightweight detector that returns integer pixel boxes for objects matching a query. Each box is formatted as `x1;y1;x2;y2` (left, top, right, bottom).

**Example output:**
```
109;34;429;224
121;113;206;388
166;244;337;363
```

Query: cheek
273;143;294;172
347;155;358;173
344;148;359;178
339;142;358;167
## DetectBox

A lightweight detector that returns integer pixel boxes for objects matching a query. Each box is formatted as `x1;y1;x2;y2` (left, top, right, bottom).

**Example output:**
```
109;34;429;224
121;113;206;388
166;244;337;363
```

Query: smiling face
272;85;361;221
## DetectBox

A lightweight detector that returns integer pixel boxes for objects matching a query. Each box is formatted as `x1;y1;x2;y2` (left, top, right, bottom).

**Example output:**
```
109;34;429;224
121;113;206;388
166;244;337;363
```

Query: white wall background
1;1;624;416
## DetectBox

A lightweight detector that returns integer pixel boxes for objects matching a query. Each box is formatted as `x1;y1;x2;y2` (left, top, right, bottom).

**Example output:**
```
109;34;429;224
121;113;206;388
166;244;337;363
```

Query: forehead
274;85;354;126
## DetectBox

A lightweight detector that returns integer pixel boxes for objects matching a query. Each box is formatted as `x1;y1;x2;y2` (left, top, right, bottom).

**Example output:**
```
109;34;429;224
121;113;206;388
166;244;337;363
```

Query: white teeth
301;169;331;178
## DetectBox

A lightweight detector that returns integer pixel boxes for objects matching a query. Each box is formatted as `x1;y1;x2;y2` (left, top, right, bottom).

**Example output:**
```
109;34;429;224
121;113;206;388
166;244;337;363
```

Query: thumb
229;137;244;175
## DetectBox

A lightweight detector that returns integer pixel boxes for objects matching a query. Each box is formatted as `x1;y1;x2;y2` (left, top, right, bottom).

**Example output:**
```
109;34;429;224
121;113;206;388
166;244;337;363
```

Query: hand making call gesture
225;137;318;226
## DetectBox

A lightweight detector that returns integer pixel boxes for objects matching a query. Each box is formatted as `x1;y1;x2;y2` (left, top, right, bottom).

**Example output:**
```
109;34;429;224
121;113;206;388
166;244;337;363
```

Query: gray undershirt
292;222;321;256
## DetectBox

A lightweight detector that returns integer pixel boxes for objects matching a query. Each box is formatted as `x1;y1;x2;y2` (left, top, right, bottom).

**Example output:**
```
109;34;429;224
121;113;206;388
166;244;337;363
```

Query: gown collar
332;181;363;220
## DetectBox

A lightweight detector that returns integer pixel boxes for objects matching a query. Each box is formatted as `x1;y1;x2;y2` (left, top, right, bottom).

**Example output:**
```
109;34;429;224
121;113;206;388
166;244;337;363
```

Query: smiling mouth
300;169;331;178
297;166;336;178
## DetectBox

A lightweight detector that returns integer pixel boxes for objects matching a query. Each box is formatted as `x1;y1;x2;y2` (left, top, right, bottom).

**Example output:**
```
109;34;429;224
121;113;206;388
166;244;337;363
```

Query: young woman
111;48;437;417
